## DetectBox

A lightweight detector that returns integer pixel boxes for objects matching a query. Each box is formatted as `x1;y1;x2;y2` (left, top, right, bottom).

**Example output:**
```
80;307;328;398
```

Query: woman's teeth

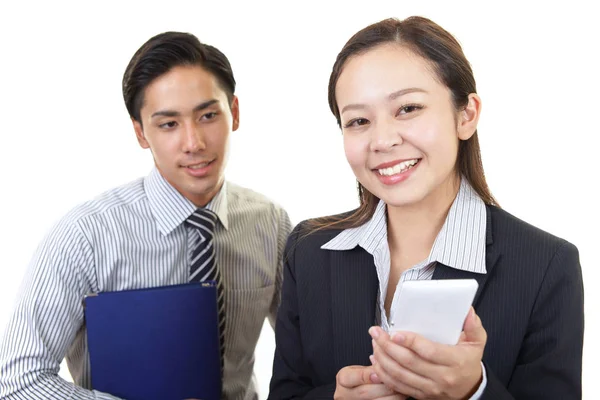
378;159;419;176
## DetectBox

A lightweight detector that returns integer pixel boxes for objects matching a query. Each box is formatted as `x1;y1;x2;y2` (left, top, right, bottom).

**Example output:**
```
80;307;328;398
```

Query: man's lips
182;160;214;169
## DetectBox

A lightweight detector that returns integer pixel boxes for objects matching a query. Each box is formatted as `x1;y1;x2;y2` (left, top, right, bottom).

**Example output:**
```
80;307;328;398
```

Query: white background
0;1;598;398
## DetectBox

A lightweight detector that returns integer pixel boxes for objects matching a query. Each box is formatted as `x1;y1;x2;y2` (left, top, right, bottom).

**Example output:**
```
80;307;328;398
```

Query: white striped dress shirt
321;178;488;398
0;167;291;400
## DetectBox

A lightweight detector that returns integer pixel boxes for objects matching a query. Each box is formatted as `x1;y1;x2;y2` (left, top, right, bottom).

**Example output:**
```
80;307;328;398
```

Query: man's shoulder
35;177;147;252
227;181;274;204
61;177;147;226
226;181;287;214
225;182;292;239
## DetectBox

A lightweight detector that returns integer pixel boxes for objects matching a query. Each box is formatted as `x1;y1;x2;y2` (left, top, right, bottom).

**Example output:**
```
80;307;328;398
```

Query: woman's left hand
369;307;487;400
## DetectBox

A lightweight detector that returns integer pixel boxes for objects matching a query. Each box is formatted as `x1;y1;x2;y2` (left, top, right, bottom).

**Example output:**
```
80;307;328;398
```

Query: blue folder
84;282;221;400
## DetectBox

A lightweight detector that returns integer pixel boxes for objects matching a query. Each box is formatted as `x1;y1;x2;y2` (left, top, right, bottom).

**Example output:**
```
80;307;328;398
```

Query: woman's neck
386;175;461;257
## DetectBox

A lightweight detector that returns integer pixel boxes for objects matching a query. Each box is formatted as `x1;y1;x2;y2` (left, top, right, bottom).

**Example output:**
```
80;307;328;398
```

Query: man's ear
231;95;240;132
133;119;150;149
457;93;481;141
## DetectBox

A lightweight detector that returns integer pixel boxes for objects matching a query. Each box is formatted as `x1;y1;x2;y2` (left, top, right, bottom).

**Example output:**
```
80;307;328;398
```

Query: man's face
133;65;239;207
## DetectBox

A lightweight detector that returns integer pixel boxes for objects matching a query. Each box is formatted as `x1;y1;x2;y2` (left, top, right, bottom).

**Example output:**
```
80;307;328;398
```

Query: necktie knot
186;208;218;241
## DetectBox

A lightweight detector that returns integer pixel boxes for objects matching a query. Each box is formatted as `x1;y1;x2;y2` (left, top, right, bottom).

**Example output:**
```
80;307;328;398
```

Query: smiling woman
0;4;596;400
337;43;485;211
268;16;584;400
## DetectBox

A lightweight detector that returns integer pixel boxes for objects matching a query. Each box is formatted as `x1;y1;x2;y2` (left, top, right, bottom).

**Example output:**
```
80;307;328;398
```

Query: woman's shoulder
487;205;578;256
287;209;358;248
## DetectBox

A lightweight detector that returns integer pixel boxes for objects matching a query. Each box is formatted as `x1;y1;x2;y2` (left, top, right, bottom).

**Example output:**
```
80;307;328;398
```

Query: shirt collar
144;167;229;235
321;200;387;254
206;181;229;231
429;179;487;273
321;178;487;274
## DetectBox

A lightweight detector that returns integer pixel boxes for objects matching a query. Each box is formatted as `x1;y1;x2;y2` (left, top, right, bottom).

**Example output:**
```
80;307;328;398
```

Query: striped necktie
186;208;225;373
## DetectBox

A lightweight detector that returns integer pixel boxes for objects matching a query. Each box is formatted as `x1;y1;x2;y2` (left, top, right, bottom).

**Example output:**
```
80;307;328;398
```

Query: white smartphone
388;279;478;345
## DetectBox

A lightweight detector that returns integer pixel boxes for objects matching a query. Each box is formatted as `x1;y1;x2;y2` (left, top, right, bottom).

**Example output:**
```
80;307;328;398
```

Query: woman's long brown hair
306;16;497;233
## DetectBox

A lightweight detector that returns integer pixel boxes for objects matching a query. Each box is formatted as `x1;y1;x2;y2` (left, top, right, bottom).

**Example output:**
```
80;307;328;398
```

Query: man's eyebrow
151;99;220;119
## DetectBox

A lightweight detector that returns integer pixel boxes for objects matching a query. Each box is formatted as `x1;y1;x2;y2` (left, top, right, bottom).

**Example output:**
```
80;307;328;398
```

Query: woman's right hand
334;365;407;400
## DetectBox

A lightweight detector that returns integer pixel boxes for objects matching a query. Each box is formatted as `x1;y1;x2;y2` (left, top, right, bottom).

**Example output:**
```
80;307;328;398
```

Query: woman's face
336;44;479;210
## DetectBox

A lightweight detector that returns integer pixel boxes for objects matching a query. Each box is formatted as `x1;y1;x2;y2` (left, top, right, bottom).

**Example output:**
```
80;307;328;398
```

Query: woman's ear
457;93;482;141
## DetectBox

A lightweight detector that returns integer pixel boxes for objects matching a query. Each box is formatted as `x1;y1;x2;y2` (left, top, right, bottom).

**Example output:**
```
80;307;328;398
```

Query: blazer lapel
432;206;501;307
330;246;379;371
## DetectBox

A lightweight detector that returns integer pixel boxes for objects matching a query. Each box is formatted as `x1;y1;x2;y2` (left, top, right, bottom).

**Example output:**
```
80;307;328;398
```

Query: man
0;31;291;399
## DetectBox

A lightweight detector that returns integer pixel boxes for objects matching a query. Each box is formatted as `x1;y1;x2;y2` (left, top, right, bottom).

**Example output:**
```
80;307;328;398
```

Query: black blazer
268;205;584;399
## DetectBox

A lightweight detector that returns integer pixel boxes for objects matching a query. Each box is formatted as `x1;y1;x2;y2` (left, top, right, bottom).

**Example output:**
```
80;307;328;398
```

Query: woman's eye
398;104;422;115
345;118;370;128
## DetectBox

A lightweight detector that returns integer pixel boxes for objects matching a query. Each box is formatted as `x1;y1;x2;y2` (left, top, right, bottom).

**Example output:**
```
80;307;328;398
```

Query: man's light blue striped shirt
0;167;291;400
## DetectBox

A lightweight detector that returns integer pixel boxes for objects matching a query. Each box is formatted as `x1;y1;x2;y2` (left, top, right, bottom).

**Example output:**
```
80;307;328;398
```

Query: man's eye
159;121;178;129
202;112;218;120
